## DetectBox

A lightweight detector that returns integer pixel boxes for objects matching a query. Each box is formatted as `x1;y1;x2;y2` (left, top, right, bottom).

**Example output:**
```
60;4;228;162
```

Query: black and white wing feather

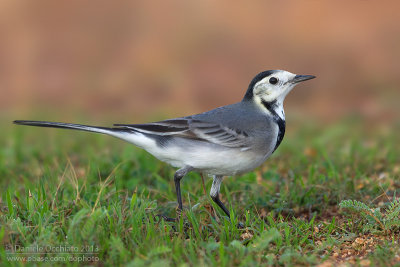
114;118;251;148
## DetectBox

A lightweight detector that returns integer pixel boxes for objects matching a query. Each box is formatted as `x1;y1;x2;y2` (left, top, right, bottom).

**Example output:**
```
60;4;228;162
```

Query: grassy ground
1;118;399;266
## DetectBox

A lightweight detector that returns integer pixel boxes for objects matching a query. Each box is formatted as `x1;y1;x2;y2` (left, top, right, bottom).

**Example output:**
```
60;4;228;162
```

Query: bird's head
243;70;315;105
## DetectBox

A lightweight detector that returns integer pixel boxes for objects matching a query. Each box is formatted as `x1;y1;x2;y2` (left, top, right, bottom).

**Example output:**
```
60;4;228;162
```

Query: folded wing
114;118;251;148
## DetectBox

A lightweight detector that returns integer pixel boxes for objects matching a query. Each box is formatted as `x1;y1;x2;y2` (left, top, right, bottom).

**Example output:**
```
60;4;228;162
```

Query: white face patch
253;70;297;103
251;70;298;117
249;70;300;120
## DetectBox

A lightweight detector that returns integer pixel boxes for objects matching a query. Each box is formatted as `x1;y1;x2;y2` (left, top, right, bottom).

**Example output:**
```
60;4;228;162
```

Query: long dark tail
13;120;127;136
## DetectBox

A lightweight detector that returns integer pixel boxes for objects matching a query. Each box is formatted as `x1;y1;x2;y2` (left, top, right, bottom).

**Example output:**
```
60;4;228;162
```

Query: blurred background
1;0;399;125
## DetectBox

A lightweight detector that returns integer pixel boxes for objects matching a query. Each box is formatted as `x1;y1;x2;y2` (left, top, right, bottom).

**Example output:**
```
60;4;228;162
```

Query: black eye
269;77;278;85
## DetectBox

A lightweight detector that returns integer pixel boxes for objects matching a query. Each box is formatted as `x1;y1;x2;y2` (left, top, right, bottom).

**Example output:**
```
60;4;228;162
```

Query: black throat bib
261;100;286;152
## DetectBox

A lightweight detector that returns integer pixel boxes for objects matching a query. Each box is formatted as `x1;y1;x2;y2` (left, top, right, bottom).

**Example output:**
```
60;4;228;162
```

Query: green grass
1;119;399;266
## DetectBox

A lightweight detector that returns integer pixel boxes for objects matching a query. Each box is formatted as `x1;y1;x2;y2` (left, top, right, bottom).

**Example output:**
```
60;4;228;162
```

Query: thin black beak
292;75;316;83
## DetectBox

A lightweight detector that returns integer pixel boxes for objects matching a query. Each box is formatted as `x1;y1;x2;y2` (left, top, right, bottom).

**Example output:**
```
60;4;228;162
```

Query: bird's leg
210;175;230;218
210;176;244;228
156;166;192;222
201;173;218;219
174;166;192;216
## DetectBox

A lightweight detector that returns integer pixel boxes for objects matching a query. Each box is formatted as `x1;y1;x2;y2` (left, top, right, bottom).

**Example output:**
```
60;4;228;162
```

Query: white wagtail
14;70;315;220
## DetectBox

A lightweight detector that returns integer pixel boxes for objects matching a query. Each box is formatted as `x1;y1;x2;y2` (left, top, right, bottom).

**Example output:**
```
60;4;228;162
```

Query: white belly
118;131;273;176
149;144;271;176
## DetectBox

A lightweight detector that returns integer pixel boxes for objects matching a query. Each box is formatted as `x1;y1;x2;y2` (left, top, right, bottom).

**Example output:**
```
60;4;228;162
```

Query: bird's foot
237;222;245;229
155;214;177;222
155;209;184;222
